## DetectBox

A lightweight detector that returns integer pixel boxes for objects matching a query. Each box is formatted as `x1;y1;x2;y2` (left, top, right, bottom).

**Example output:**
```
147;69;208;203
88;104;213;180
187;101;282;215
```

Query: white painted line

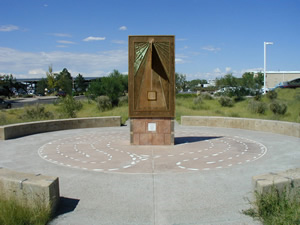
206;161;216;164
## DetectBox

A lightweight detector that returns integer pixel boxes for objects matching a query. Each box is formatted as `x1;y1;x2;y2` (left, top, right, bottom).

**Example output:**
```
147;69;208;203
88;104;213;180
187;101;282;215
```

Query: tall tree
56;68;72;95
36;78;48;95
175;73;187;93
46;65;56;93
74;73;87;94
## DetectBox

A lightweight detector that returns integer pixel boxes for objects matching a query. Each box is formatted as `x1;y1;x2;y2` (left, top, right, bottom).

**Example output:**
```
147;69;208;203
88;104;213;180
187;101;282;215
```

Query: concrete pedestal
130;118;174;145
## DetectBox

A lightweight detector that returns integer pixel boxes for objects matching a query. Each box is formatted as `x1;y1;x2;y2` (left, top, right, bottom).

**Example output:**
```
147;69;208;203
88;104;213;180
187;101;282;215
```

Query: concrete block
252;168;300;197
0;168;60;213
180;116;300;138
0;116;121;140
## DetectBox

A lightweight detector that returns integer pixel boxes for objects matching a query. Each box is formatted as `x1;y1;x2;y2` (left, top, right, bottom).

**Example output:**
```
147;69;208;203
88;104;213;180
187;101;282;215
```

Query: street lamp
264;41;274;94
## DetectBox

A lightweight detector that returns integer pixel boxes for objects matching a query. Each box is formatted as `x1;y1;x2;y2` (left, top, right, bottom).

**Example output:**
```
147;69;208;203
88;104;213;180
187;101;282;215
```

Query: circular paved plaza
38;129;267;173
1;124;299;225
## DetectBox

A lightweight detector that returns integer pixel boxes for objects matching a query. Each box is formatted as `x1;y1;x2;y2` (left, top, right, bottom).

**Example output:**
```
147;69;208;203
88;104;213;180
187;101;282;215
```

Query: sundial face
129;36;175;118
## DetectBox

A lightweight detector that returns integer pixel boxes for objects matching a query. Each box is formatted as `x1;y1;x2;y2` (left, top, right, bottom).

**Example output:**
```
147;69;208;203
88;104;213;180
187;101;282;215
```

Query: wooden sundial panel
128;36;175;118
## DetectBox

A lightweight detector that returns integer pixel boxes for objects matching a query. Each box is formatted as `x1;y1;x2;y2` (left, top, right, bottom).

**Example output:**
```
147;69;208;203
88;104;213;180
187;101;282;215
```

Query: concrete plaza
0;123;299;225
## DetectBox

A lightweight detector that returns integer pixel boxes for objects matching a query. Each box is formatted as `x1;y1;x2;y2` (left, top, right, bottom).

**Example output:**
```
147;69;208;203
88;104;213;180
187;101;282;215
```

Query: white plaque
148;123;156;132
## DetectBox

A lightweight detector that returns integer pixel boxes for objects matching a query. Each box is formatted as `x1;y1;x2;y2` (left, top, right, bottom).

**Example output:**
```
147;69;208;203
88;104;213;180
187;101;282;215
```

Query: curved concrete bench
0;116;121;140
181;116;300;138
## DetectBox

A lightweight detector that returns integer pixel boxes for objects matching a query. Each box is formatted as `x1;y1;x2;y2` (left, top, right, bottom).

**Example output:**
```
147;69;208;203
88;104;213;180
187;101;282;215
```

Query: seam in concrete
181;116;300;138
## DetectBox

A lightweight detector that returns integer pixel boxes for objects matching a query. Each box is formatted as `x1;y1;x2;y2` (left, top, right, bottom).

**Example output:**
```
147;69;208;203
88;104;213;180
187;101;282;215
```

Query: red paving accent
38;130;267;173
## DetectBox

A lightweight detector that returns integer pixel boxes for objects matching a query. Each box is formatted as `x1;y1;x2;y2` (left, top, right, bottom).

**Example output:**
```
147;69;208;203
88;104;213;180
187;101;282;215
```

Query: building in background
253;71;300;89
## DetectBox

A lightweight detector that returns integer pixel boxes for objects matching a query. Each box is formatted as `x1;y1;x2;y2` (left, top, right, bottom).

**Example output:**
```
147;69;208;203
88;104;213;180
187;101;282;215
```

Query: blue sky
0;0;300;80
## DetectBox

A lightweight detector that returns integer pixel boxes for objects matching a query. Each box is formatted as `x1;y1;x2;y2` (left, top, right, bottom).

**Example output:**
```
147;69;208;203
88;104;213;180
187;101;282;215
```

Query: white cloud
112;40;126;44
175;58;184;64
0;47;127;78
202;45;221;52
119;26;127;31
0;25;19;32
28;68;46;75
57;40;75;44
225;67;232;72
49;33;72;37
214;68;221;73
56;45;68;48
83;36;106;42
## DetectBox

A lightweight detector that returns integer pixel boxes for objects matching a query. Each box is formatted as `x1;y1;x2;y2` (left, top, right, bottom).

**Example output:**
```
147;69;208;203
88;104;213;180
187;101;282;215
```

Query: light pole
264;41;274;94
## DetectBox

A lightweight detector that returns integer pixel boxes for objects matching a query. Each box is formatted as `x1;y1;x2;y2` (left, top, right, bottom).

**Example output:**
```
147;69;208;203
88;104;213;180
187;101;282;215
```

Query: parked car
277;78;300;89
0;98;12;109
56;91;66;97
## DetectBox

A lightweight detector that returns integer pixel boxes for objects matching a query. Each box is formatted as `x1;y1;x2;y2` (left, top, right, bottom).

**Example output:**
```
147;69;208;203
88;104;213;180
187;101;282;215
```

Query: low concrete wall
0;116;121;140
0;167;59;213
252;168;300;196
181;116;300;138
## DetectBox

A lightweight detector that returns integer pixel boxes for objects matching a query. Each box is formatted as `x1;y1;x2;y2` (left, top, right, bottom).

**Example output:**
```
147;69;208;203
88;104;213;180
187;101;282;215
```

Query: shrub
269;100;287;115
254;93;262;101
59;95;83;118
267;90;277;100
96;96;112;112
248;99;267;114
118;95;128;107
218;96;234;107
20;104;54;120
193;96;203;105
201;92;213;100
243;185;300;225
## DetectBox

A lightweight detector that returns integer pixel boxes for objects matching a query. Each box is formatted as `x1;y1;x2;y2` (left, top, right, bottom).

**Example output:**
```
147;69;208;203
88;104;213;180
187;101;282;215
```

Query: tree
175;73;187;93
56;68;72;95
86;70;127;105
74;74;87;94
254;72;264;89
241;72;255;89
36;78;48;95
216;73;238;88
46;65;56;93
0;74;22;98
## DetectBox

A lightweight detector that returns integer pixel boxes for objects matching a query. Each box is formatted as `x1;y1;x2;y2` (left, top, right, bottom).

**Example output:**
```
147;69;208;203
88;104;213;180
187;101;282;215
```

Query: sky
0;0;300;80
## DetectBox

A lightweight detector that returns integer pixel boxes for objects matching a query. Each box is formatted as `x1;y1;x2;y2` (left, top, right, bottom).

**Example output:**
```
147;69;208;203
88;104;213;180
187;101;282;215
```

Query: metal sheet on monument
128;35;175;118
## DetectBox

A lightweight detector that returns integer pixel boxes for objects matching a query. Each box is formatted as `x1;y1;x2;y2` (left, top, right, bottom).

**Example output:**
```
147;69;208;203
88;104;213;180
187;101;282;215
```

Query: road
6;96;86;108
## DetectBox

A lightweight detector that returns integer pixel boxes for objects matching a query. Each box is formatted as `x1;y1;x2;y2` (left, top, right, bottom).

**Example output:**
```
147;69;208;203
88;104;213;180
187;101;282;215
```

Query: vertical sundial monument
128;35;175;145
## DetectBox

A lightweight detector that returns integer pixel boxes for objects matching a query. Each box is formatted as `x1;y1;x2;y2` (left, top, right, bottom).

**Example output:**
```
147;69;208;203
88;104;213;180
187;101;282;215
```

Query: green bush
248;99;267;114
218;96;234;107
118;95;128;107
96;96;112;112
59;95;83;118
267;90;278;100
200;92;213;100
269;100;287;115
243;185;300;225
193;96;203;105
20;104;53;120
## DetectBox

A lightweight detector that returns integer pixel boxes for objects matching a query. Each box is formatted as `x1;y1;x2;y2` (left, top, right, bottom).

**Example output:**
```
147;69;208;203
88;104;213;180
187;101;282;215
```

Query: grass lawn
0;88;299;126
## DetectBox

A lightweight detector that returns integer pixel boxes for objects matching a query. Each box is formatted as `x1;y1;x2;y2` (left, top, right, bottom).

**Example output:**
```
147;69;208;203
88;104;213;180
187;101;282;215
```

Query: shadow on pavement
175;136;222;145
55;197;80;217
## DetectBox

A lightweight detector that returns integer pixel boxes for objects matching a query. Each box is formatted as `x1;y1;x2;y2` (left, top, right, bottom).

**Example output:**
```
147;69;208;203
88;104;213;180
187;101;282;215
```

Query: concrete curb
181;116;300;138
0;167;59;213
0;116;121;140
252;168;300;196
